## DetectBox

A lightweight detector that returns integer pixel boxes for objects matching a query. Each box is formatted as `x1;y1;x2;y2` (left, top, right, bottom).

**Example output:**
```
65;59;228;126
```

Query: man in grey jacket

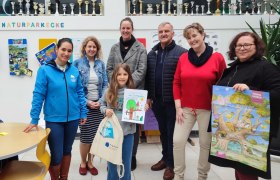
145;22;187;180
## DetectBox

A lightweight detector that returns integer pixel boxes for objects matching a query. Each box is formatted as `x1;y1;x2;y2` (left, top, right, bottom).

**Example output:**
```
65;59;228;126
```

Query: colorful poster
35;43;56;65
8;39;32;76
210;85;270;172
122;89;148;124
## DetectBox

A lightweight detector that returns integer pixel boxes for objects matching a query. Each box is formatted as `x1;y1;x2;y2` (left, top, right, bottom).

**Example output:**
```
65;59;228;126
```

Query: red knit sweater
173;52;226;110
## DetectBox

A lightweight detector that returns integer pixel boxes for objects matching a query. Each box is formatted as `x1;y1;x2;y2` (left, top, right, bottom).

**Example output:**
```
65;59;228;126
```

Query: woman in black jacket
209;32;280;180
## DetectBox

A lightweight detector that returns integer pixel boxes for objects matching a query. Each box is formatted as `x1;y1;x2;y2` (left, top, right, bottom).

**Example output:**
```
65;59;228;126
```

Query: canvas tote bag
90;113;124;178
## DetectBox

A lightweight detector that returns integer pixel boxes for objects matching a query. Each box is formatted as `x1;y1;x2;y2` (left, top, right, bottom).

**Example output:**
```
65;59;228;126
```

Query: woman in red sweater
173;23;226;180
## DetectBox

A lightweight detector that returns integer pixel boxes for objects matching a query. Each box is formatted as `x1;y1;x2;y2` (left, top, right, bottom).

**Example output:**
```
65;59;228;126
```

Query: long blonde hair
106;64;135;108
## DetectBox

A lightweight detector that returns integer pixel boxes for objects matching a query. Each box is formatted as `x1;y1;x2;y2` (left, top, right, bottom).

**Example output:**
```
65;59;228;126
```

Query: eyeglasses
235;44;255;50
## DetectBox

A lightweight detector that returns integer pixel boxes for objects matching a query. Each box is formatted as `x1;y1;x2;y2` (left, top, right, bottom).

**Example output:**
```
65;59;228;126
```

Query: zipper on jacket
63;72;70;122
161;49;168;102
227;65;239;87
153;51;158;101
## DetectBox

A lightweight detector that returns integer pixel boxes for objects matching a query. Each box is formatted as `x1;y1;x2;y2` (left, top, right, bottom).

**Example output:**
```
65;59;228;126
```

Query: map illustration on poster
35;42;57;65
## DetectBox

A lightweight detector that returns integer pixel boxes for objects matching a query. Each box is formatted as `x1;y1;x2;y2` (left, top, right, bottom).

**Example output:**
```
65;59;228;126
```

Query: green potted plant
246;18;280;66
246;3;280;67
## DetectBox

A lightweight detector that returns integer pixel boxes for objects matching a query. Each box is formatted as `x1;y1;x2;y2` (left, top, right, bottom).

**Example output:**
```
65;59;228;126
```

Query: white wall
0;0;279;127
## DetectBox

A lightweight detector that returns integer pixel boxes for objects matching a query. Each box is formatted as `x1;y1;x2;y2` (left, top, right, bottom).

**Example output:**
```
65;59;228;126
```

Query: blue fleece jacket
30;60;88;124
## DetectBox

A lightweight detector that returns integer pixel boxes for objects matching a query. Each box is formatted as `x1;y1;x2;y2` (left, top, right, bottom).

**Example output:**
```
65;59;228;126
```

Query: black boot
131;156;137;171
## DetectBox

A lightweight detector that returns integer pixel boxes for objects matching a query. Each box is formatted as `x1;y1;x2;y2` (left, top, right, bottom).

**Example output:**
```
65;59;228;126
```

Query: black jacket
218;58;280;137
145;41;187;102
210;58;280;179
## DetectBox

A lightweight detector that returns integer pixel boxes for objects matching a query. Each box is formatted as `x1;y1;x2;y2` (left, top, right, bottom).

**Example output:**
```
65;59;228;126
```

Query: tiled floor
19;138;280;180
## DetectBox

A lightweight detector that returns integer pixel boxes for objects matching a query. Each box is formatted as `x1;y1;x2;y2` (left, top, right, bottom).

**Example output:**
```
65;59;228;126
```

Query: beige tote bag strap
117;163;125;178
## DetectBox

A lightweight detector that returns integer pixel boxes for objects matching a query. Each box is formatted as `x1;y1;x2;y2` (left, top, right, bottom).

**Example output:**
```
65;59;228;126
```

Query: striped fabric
79;107;104;144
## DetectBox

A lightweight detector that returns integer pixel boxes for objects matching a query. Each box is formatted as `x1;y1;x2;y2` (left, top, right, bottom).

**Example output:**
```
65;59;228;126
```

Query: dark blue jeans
46;120;79;166
107;134;134;180
152;99;176;168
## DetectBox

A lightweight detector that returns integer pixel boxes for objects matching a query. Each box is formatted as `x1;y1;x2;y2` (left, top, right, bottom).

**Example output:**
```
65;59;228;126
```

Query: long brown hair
106;64;135;108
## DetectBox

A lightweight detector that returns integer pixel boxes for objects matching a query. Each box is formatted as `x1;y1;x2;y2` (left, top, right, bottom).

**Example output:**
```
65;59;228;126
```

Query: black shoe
131;156;137;171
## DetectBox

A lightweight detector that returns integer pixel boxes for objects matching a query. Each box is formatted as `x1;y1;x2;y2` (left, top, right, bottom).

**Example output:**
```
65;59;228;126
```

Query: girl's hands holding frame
144;103;150;112
144;99;152;111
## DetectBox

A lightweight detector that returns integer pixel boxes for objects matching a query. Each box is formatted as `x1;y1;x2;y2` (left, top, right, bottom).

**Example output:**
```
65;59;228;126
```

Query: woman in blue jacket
73;36;108;176
24;38;88;180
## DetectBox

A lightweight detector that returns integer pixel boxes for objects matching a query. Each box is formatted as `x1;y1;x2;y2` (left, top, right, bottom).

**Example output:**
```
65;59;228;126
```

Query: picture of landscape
8;39;30;76
210;85;270;172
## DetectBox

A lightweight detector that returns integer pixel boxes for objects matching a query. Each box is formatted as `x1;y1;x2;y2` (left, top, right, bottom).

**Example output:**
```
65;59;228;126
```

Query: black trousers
152;99;176;168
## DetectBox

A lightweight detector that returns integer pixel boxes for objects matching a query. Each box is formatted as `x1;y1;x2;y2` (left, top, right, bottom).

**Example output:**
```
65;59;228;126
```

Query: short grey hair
158;22;174;32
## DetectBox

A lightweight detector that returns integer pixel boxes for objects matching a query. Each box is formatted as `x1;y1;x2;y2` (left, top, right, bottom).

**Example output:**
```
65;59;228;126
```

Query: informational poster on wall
210;85;270;172
122;89;148;124
71;38;83;62
35;42;56;65
8;39;32;76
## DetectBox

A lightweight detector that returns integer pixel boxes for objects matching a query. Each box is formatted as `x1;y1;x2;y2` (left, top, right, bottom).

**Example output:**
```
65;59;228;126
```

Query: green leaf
267;19;280;53
270;57;277;65
245;21;258;35
246;18;280;67
260;19;268;47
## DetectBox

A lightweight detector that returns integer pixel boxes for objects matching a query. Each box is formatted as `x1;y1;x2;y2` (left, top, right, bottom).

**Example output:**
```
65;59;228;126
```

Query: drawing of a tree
213;91;270;149
126;99;137;120
230;91;252;106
